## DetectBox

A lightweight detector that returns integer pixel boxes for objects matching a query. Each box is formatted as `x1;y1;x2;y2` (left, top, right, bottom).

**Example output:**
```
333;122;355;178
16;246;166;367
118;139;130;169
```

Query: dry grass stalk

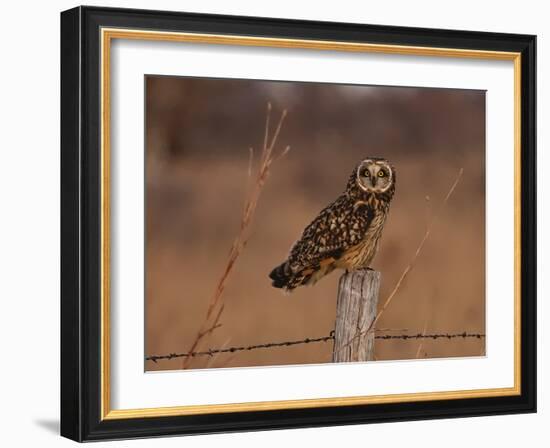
182;103;290;369
335;168;464;355
415;317;429;358
205;338;232;369
216;352;238;369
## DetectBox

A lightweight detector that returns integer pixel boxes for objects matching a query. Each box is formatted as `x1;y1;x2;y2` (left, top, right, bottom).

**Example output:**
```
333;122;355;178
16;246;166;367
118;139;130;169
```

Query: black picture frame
61;5;536;442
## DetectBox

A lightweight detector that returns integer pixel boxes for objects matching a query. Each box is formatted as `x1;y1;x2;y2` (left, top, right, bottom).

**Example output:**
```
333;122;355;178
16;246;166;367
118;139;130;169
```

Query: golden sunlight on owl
269;157;396;291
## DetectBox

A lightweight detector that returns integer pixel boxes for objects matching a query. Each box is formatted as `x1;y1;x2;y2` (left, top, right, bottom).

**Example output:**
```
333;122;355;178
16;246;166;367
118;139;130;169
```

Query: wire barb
145;331;485;363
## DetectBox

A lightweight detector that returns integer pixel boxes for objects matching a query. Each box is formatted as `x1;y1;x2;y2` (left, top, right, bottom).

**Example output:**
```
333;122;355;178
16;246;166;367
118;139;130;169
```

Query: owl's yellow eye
378;170;386;177
362;169;370;177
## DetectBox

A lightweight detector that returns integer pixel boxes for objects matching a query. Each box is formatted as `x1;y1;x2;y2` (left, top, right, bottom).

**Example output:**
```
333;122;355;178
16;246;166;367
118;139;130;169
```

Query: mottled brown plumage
269;157;395;291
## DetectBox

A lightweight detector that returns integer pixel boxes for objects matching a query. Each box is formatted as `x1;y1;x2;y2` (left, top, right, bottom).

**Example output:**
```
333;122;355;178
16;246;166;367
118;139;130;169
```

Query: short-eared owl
269;157;395;291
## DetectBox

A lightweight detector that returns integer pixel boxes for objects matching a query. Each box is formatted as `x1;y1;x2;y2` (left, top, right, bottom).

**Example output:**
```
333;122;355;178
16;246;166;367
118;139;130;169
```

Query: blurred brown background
145;76;486;371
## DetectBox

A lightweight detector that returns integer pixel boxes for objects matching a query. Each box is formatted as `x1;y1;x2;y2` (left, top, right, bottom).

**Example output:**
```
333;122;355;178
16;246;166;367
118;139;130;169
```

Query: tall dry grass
181;104;290;368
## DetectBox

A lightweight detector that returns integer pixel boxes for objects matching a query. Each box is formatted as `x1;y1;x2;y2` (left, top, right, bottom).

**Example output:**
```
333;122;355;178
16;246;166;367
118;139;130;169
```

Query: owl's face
356;158;394;194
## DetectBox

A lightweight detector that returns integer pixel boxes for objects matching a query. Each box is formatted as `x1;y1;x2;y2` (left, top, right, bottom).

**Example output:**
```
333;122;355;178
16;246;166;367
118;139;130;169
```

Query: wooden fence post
332;269;380;362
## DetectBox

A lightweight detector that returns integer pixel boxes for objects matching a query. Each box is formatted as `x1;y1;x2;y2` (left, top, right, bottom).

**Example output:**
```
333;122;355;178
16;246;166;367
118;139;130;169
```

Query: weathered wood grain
332;269;380;362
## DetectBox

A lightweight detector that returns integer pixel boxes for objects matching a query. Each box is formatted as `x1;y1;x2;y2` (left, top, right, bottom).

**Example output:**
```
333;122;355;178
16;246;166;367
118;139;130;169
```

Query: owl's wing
287;199;374;272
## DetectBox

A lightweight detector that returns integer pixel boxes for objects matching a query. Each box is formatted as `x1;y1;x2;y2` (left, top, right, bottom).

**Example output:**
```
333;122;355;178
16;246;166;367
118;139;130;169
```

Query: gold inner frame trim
100;27;522;421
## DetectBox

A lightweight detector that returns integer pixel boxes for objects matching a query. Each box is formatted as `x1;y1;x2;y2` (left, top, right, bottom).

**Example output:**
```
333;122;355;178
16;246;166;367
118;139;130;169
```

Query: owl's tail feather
269;262;320;291
269;261;294;290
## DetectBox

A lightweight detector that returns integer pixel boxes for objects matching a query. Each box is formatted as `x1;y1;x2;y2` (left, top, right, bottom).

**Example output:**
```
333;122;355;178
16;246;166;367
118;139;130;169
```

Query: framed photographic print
60;6;536;442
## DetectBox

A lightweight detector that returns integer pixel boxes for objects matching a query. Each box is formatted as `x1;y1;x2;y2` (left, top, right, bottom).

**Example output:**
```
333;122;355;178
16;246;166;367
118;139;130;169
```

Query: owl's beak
371;177;377;187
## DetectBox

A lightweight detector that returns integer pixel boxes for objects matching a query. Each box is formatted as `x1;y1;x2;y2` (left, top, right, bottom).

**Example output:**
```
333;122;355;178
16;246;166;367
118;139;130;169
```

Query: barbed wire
145;331;485;363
